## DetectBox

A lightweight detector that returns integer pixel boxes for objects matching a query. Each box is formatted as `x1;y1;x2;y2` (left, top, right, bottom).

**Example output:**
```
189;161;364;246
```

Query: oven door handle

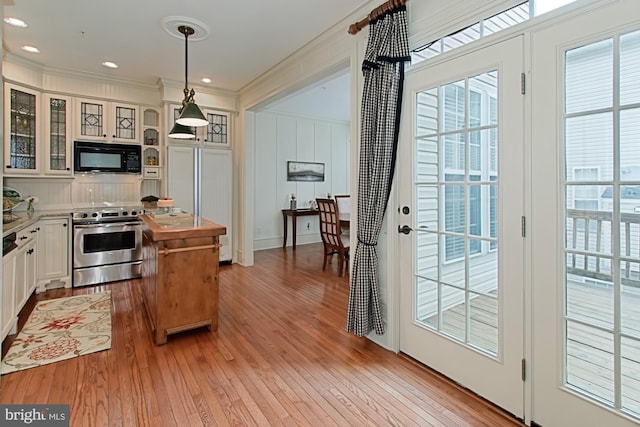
74;221;141;229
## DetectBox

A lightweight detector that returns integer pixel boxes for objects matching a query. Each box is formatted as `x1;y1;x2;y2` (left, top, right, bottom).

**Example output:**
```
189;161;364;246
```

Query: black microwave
74;141;141;174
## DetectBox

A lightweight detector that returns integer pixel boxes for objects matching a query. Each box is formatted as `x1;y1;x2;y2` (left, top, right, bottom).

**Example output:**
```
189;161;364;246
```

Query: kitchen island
140;212;226;345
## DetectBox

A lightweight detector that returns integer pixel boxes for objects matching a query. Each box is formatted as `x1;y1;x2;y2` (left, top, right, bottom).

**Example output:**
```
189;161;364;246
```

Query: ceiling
265;71;350;122
1;0;369;92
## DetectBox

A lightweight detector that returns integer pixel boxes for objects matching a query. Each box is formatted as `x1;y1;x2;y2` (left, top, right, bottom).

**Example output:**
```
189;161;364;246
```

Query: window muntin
411;1;579;66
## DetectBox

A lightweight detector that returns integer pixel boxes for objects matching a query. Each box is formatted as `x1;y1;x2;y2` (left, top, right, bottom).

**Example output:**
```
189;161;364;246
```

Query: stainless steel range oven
72;207;143;287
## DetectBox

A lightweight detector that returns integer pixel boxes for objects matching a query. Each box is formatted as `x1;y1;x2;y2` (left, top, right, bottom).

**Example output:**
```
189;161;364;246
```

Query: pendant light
175;25;207;127
168;122;195;139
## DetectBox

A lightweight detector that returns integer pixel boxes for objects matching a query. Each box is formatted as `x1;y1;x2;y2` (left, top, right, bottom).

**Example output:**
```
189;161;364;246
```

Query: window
411;1;579;66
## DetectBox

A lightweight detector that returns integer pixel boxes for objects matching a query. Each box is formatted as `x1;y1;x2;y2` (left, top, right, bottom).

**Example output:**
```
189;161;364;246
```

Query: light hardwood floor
0;243;525;426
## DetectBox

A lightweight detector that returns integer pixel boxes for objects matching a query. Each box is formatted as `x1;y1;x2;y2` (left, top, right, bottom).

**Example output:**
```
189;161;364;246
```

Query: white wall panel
277;115;298;209
71;175;141;207
3;178;73;211
296;119;317;209
254;111;349;250
314;122;332;200
254;114;278;243
331;123;349;194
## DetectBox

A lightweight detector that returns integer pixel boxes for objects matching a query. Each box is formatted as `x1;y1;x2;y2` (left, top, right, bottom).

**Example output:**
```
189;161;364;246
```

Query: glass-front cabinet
166;103;230;148
75;98;140;143
4;83;40;174
142;107;161;180
43;94;72;175
202;109;230;147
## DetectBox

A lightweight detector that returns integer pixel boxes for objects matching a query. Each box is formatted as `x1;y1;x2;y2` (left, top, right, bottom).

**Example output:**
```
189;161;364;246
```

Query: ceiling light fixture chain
179;25;196;109
169;24;208;138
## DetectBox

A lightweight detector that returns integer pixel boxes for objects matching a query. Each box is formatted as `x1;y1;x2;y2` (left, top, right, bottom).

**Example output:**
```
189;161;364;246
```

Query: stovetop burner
72;206;144;223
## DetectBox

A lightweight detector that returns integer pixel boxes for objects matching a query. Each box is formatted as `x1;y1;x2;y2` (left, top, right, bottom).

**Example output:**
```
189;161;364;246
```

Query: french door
398;36;525;418
531;0;640;425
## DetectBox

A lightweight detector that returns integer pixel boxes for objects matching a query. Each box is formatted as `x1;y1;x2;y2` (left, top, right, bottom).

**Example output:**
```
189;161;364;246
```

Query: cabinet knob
6;165;11;168
63;223;67;227
103;134;107;138
66;167;70;171
112;135;116;138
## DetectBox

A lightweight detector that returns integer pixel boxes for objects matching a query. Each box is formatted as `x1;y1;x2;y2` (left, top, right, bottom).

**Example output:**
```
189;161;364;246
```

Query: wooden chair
334;194;351;231
316;198;350;276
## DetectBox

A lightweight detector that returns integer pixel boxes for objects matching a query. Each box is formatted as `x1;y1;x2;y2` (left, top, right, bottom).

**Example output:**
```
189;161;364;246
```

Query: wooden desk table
282;208;319;250
339;212;350;229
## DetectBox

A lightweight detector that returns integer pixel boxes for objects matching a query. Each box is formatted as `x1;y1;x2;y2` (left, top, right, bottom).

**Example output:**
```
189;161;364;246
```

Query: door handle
398;225;412;235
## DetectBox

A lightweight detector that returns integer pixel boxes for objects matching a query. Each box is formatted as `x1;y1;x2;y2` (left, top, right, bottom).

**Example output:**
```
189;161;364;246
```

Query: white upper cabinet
75;98;140;143
142;107;162;180
166;103;231;148
43;94;73;175
201;109;231;148
4;83;41;175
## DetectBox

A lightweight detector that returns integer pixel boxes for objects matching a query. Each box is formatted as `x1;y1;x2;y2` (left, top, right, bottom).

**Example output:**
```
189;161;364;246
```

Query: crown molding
3;52;160;91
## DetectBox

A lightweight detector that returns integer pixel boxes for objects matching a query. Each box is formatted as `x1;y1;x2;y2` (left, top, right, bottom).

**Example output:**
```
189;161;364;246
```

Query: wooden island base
140;213;227;345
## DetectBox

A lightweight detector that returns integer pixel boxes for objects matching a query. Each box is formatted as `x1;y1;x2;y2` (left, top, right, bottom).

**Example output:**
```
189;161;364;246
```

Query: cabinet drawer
17;227;38;246
143;167;161;179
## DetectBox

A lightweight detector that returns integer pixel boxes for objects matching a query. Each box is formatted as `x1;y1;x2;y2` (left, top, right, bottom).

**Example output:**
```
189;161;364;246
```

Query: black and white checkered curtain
346;7;410;337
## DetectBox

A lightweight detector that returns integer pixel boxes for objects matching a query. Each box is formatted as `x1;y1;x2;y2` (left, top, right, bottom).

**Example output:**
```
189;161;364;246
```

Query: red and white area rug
1;291;112;374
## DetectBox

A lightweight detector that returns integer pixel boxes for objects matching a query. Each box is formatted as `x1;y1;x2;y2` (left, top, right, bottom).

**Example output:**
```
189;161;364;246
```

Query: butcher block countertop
139;211;226;241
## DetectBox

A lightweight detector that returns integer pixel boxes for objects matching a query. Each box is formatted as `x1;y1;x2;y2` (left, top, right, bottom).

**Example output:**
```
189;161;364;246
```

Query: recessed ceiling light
21;45;40;53
201;78;211;84
102;61;119;69
4;17;28;28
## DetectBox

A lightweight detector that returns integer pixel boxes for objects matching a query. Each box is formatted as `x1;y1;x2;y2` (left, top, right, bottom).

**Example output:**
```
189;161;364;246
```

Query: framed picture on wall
287;161;325;182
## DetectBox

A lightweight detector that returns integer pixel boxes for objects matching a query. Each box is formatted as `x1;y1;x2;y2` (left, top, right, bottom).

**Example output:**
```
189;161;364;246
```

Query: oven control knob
131;210;137;216
122;211;128;216
92;212;98;218
81;213;88;218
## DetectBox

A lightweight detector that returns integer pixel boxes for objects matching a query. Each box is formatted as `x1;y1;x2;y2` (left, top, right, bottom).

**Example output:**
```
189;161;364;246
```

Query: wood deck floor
0;243;524;426
421;278;640;417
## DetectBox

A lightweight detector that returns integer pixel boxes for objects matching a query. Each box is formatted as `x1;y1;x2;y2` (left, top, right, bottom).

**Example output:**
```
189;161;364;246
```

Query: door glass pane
442;81;466;132
414;69;500;358
9;88;37;170
80;102;103;137
469;292;498;354
566;320;614;404
416;277;438;329
440;284;466;341
621;337;640;415
564;30;640;419
49;98;67;171
565;39;613;114
620;108;640;173
620;30;640;106
206;112;228;144
565;113;613;181
115;106;136;140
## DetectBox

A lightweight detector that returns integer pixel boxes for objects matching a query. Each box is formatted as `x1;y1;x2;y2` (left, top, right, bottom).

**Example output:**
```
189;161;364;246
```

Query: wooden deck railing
566;209;640;287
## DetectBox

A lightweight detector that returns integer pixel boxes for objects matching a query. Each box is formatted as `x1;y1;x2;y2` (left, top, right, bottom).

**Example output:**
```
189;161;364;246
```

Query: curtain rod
348;0;408;35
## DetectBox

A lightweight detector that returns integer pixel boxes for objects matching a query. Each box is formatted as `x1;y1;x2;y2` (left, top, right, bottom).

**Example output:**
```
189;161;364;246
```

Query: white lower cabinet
36;217;71;291
2;251;16;340
2;224;38;341
14;238;36;315
1;216;71;342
